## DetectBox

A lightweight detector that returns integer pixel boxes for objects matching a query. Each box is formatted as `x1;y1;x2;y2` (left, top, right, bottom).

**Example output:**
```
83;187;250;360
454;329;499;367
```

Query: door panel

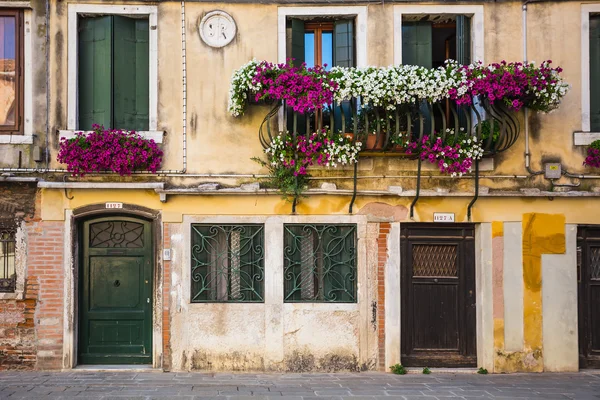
578;226;600;368
401;224;476;367
79;217;152;365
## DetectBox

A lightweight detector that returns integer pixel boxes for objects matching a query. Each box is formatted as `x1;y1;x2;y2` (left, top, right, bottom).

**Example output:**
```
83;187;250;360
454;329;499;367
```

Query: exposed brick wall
0;185;39;370
377;222;390;371
162;223;172;371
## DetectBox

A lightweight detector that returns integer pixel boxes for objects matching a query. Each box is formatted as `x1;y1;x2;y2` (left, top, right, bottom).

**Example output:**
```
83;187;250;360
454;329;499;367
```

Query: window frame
0;9;24;136
190;223;266;303
283;223;358;304
393;5;484;65
67;4;159;134
582;5;600;133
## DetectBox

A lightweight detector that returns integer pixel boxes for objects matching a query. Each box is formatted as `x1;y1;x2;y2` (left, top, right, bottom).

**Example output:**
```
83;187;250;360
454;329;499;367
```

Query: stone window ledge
59;130;164;144
574;131;600;146
0;135;34;144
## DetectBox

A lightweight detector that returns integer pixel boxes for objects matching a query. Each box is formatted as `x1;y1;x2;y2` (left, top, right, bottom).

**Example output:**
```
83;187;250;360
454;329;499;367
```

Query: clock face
199;11;236;48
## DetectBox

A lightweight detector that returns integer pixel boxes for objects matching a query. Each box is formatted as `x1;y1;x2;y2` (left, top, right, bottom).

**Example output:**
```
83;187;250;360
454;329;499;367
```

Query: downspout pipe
45;0;50;171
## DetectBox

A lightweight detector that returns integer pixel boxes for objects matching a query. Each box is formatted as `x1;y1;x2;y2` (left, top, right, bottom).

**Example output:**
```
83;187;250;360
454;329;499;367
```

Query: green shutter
290;18;305;65
78;16;113;130
456;15;471;65
591;16;600;131
113;16;149;131
402;21;432;68
333;20;354;68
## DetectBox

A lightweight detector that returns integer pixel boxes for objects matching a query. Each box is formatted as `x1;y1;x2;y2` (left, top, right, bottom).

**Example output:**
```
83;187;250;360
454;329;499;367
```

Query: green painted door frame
78;216;153;365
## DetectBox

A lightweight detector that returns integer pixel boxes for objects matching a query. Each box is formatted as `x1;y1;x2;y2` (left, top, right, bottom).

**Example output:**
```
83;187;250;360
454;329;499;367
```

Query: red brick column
377;222;390;371
162;223;172;371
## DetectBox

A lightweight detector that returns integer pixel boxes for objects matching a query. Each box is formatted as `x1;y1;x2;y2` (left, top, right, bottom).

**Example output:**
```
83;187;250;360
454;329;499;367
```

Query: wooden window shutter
113;16;150;131
78;16;113;130
333;19;354;68
290;18;305;65
591;15;600;131
456;15;471;65
402;21;432;68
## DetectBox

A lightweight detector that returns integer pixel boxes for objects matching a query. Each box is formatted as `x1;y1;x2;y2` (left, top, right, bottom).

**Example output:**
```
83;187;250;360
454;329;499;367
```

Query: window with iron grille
0;224;16;293
191;224;264;303
284;224;357;303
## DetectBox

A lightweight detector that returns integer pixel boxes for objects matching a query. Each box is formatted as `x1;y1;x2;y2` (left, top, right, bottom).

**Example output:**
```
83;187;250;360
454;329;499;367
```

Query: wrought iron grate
0;226;16;293
284;224;357;303
412;244;458;277
191;225;264;302
90;221;144;248
591;246;600;280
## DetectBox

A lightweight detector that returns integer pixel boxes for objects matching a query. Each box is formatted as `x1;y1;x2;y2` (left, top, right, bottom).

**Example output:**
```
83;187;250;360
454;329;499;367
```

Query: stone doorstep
72;365;160;373
404;368;479;374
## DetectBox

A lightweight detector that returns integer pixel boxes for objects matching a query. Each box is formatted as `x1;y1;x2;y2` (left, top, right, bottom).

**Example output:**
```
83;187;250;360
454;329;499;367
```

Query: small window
0;225;16;293
78;15;149;131
590;14;600;131
284;224;357;303
191;224;265;303
0;10;23;135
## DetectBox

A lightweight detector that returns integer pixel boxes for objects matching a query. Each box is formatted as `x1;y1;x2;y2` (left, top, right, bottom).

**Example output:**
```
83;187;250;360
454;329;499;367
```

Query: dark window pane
0;16;16;126
304;32;315;68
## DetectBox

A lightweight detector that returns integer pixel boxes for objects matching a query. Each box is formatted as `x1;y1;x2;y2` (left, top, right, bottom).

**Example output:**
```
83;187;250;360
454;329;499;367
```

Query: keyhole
114;280;121;287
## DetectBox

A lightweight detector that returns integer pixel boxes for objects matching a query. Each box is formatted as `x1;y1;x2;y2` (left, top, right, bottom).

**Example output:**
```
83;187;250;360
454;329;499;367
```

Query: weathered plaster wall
168;215;376;372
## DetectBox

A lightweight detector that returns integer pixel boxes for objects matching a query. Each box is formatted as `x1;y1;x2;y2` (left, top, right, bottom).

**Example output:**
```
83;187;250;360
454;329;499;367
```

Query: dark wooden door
578;225;600;368
401;224;476;367
79;217;153;364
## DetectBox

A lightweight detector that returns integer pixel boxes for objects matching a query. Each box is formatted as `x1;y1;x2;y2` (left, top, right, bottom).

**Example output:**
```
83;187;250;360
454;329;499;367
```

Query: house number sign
105;202;123;209
433;212;455;222
199;11;237;48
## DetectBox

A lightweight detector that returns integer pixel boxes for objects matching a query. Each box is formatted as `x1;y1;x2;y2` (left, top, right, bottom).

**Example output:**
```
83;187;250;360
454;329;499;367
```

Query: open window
285;17;355;134
590;14;600;131
77;15;149;131
402;14;471;67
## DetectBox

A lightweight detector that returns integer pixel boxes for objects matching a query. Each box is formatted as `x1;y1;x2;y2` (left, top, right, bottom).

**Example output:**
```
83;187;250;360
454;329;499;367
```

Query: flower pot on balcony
365;134;385;150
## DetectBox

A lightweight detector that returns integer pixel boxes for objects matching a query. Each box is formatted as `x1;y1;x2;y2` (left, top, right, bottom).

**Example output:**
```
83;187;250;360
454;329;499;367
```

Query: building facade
0;0;597;373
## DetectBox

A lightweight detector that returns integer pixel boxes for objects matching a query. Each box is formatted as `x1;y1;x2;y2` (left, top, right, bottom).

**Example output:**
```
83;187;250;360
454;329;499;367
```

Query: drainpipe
523;2;543;176
179;0;187;173
45;0;50;171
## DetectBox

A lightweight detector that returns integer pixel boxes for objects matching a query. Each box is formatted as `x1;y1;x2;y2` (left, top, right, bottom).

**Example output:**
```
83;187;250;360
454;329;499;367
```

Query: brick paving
0;371;599;400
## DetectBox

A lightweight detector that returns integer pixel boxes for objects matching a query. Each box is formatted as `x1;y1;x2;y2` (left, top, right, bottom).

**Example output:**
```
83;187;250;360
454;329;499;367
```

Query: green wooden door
79;217;153;365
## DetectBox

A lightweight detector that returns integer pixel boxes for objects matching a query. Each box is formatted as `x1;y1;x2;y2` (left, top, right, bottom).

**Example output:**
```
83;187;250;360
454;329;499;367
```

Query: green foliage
252;157;308;203
590;139;600;151
422;367;431;374
477;367;488;375
475;120;501;144
389;364;407;375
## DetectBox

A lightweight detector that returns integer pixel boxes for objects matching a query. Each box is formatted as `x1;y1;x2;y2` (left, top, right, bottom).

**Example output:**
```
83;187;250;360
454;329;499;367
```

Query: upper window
284;224;357;303
286;18;355;69
401;14;471;67
77;15;149;131
0;10;23;135
191;224;265;303
590;14;600;131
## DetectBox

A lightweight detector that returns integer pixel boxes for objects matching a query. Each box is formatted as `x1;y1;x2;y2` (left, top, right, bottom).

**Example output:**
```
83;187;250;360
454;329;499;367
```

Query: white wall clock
199;11;237;48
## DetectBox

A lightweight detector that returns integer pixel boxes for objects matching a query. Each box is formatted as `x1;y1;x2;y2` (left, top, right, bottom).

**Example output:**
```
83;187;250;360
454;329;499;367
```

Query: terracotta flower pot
366;134;385;150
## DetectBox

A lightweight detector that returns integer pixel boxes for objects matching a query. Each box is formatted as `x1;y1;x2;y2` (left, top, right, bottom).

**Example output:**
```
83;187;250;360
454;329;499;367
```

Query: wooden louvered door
578;225;600;368
401;224;476;367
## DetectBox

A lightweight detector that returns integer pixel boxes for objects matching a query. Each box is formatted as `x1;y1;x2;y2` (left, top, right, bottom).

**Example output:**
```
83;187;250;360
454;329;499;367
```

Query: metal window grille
284;224;357;303
191;224;264;303
0;226;16;293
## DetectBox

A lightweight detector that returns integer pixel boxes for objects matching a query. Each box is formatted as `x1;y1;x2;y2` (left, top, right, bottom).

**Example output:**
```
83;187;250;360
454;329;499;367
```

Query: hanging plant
584;139;600;169
57;125;163;176
406;128;484;177
252;130;361;201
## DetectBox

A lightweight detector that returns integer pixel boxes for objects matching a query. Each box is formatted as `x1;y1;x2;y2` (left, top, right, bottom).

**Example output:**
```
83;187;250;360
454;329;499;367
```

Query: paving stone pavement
0;371;600;400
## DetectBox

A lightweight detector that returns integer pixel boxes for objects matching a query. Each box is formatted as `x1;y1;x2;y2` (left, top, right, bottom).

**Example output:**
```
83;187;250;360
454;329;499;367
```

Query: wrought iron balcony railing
259;97;520;156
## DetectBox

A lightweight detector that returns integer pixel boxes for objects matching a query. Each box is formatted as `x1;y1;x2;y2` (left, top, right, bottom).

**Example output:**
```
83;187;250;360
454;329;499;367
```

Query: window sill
574;131;600;146
0;135;34;144
58;130;164;144
0;292;23;300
